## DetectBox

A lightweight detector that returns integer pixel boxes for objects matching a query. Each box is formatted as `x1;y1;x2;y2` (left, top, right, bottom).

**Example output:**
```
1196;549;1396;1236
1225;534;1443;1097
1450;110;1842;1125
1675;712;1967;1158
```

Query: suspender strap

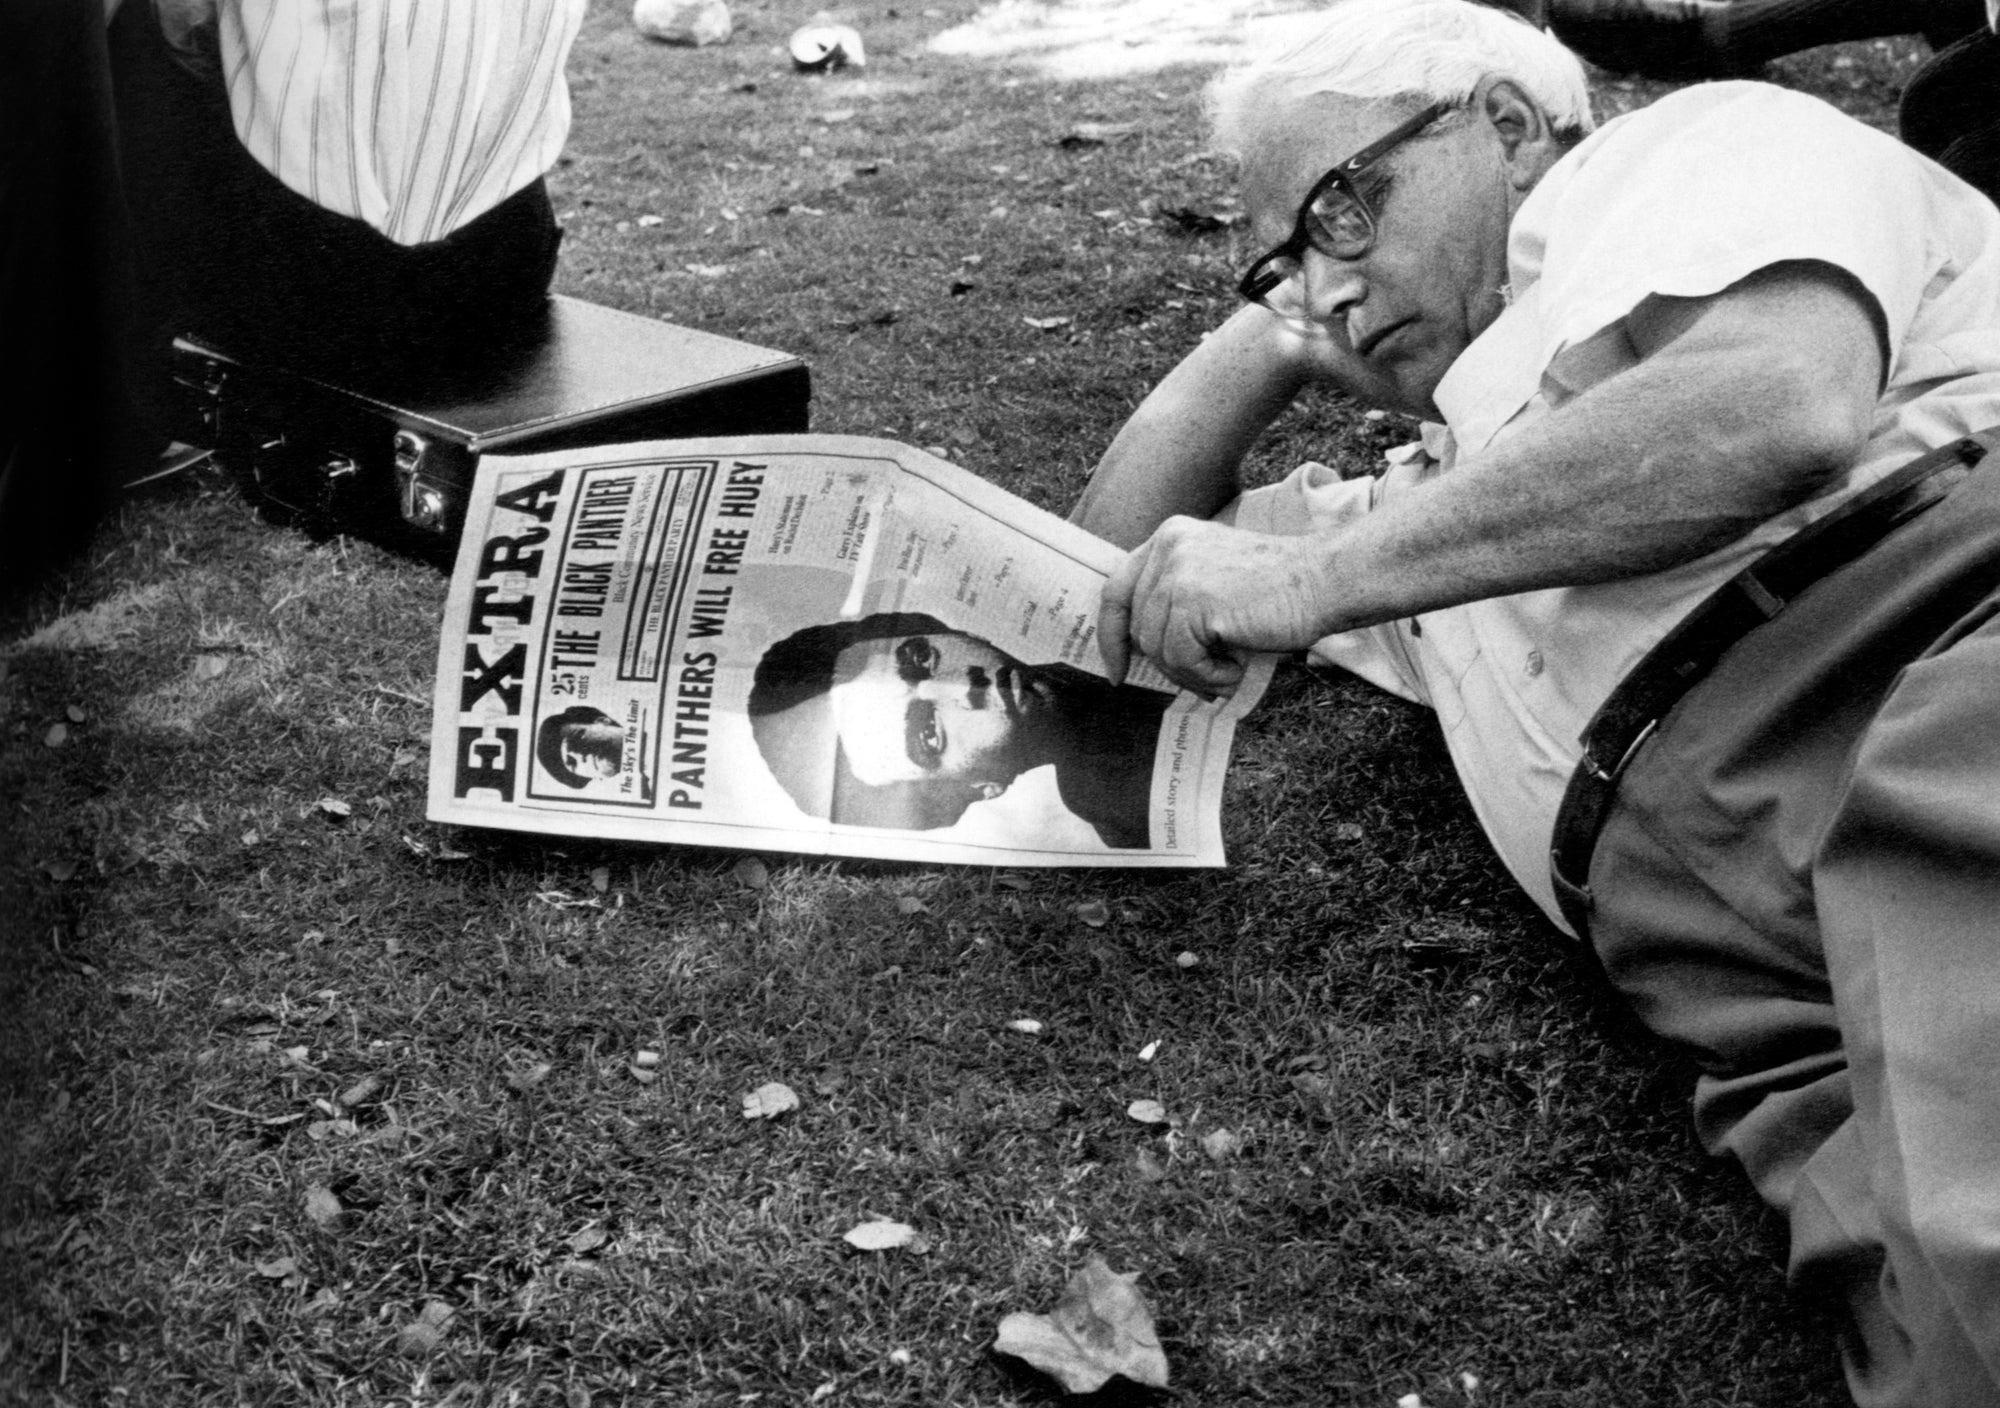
1549;429;1998;943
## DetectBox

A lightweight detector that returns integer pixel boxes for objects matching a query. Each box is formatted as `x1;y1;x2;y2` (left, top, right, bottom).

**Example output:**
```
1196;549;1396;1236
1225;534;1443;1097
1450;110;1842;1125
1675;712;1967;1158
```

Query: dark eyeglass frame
1236;100;1452;310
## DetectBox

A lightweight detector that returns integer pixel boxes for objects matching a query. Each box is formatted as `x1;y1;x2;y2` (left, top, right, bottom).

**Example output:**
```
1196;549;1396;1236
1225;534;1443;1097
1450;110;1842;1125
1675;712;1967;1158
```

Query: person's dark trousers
1702;0;1985;65
105;0;563;410
1901;27;2000;207
0;0;145;590
1546;0;1987;80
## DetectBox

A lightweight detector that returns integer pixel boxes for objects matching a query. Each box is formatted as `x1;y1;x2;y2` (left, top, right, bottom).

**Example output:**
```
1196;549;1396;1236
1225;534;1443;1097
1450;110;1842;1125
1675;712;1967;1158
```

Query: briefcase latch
393;431;453;534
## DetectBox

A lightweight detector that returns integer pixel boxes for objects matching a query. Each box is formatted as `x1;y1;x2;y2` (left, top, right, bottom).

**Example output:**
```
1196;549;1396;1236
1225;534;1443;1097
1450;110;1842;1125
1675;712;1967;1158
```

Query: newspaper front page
427;435;1272;866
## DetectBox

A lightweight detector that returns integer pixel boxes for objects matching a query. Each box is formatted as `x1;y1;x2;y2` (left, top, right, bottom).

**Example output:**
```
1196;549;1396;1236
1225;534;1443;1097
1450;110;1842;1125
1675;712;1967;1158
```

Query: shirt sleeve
1527;83;1944;388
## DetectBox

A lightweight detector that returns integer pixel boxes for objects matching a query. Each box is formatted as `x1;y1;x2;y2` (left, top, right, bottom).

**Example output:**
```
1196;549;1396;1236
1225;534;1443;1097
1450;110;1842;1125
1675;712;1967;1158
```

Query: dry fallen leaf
1156;203;1237;234
993;1255;1170;1394
1006;1018;1045;1035
1133;1147;1168;1182
732;856;770;890
397;1300;455;1359
43;723;69;749
1023;315;1073;331
65;704;86;724
1074;899;1109;929
315;797;352;821
337;1073;382;1108
1057;120;1140;148
1136;1041;1159;1063
254;1255;298;1280
507;1061;553;1093
1126;1099;1168;1125
303;1184;343;1229
1289;1070;1339;1123
1174;950;1200;969
567;1225;609;1255
895;895;930;915
1201;1127;1243;1163
741;1081;800;1120
843;1218;923;1252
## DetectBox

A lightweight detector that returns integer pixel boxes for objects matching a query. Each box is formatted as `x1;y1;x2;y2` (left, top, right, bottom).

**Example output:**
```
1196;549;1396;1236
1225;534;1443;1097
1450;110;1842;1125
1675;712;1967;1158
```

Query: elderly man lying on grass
1075;1;2000;1402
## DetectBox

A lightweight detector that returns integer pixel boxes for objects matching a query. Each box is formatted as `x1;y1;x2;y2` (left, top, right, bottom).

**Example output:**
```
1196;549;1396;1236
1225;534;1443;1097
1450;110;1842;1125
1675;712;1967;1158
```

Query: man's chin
1370;375;1443;423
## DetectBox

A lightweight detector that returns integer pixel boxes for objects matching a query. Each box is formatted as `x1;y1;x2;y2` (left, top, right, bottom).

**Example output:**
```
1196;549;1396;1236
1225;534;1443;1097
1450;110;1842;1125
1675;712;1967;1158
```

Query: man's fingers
1102;518;1249;695
1097;546;1145;684
1158;604;1242;698
1183;654;1245;699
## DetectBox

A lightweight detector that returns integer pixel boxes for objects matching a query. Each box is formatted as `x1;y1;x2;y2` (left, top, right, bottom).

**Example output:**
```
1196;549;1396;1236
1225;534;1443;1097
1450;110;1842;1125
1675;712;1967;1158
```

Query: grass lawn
0;4;1934;1404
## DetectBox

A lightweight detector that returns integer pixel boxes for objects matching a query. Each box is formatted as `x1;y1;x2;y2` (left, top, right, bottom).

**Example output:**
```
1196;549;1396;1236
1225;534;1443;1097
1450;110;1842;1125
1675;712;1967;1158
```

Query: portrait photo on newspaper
428;435;1272;867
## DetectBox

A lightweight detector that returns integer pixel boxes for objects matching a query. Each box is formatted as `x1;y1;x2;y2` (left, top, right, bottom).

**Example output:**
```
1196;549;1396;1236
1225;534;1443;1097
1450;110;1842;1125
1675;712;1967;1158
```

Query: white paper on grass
633;0;731;46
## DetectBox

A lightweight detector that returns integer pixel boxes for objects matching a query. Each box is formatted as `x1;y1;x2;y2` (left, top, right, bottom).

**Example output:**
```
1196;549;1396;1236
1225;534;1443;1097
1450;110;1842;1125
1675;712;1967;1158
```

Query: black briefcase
167;294;810;560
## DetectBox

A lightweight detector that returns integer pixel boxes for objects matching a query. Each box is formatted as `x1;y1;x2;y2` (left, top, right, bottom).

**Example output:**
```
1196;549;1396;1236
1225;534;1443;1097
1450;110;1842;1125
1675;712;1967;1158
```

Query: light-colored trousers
1590;449;2000;1406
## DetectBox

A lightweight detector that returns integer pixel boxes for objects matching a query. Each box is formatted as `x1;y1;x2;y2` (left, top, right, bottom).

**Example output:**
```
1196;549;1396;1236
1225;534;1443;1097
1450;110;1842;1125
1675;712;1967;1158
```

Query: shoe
1545;0;1748;80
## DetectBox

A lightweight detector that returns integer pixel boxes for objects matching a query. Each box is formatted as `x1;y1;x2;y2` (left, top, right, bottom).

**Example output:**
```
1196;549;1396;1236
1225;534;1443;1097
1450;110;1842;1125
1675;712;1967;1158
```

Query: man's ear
1473;75;1560;191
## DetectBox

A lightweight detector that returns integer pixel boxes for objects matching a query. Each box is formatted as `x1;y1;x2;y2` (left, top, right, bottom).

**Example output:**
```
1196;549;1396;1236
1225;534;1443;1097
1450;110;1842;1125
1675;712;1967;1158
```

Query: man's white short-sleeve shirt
1234;82;2000;932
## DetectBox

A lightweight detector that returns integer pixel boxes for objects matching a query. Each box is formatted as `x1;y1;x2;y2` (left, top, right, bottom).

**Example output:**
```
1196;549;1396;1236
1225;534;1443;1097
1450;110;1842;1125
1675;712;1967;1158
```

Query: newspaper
427;434;1272;866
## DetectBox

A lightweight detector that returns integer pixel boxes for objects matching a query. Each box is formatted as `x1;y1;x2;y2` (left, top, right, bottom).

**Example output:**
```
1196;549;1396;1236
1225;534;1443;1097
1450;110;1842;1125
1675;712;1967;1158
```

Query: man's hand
1098;517;1332;696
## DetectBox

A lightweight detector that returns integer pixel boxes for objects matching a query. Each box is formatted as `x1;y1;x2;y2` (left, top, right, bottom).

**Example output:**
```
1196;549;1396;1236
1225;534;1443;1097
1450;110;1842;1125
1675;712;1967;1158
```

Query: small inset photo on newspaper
429;435;1273;867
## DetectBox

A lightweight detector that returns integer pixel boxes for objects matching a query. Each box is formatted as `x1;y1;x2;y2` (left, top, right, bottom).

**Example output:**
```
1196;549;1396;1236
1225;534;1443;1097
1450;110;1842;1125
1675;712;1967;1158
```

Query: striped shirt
211;0;586;247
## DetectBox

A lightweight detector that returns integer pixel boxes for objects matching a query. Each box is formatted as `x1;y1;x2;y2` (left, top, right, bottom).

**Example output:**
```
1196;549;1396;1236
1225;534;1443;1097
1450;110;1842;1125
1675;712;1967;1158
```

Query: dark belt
1549;429;1998;943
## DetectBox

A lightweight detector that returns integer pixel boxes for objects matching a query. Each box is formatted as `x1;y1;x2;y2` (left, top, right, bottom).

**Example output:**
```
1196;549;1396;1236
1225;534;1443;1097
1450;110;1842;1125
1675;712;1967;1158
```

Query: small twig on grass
371;684;429;707
202;1098;291;1123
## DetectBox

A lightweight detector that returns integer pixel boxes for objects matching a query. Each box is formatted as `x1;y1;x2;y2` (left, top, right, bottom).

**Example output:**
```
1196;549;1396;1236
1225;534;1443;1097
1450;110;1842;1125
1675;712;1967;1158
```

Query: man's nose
1298;249;1366;326
917;668;990;705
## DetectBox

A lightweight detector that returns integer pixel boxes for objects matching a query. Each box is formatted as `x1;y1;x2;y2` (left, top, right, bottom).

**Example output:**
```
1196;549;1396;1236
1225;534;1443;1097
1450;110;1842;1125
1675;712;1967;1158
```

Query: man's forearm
1070;411;1247;550
1071;306;1322;549
1301;282;1881;634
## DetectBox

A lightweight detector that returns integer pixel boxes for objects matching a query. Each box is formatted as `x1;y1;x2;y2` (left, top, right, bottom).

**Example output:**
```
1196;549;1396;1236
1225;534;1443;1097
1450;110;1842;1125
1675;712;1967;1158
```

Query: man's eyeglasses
1236;101;1451;318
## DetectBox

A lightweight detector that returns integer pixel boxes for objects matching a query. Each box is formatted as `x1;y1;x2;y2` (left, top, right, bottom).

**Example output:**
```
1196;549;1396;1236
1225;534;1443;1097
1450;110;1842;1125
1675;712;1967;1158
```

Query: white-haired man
1080;1;2000;1402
